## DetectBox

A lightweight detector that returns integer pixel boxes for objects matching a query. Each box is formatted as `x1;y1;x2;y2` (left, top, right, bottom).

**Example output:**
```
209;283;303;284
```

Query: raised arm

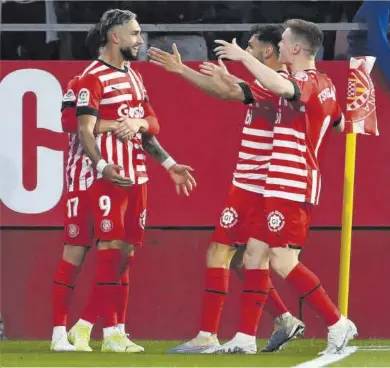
148;44;244;100
214;38;296;99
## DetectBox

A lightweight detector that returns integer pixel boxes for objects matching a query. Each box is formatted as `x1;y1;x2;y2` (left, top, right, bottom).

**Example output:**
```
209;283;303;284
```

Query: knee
229;247;245;279
120;243;135;258
62;245;89;267
243;240;269;269
270;249;299;279
206;242;235;268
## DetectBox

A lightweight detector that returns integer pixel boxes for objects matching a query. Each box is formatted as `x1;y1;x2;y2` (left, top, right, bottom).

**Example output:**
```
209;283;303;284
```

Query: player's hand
114;117;145;140
200;59;241;84
168;164;197;196
147;43;183;74
199;58;229;77
214;38;247;61
102;164;133;187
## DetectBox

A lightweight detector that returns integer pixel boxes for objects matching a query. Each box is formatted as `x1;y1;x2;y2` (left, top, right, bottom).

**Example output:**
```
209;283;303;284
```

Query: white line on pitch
292;346;358;368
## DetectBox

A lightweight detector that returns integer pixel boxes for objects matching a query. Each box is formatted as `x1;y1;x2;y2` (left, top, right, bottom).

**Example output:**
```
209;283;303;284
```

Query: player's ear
292;43;300;55
265;45;273;59
111;30;120;45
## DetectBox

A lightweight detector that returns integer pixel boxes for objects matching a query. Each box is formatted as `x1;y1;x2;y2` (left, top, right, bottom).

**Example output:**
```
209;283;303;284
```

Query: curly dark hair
250;24;285;56
98;9;137;46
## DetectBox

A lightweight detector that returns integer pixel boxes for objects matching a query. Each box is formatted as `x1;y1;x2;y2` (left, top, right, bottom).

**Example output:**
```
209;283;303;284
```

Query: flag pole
338;132;357;317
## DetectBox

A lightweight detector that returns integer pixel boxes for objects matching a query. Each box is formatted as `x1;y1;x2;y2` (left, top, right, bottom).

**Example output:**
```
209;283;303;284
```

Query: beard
120;47;138;61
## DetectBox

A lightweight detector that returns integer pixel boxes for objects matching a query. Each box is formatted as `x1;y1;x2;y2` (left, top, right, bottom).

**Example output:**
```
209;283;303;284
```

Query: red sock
286;263;341;326
239;269;269;336
200;268;230;334
117;256;132;325
52;259;80;326
81;249;123;328
265;279;289;318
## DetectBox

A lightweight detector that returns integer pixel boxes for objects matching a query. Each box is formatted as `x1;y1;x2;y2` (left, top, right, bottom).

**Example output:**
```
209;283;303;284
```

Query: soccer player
51;12;196;352
148;25;305;353
203;19;356;354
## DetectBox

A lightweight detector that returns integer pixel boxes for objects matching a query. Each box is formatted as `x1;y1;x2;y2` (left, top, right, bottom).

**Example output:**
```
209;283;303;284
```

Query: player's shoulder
63;75;81;103
67;75;81;88
291;69;317;82
79;60;110;83
128;63;144;81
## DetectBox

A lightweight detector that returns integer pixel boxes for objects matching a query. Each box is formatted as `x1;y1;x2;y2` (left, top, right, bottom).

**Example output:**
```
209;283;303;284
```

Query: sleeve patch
77;88;90;107
62;89;76;102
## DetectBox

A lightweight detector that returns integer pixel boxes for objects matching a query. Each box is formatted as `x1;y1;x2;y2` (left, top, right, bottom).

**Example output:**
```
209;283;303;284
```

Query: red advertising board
1;61;389;227
1;229;390;339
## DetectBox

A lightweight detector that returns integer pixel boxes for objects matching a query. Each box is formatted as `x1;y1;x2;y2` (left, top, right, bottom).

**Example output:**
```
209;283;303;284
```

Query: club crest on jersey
63;89;76;102
267;210;285;232
77;88;90;106
117;103;145;118
67;224;79;238
101;219;113;232
139;209;147;229
220;207;239;228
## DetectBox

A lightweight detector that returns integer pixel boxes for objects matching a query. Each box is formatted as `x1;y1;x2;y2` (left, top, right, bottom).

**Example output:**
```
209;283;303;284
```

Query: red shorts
212;185;266;246
63;190;94;246
262;197;312;248
88;179;147;247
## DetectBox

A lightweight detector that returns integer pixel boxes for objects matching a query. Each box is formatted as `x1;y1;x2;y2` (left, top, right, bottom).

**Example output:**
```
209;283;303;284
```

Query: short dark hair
85;23;103;58
284;19;323;56
250;24;284;56
98;9;137;45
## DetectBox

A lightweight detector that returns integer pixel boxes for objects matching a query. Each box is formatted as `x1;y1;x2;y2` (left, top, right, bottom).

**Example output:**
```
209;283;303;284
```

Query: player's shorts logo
139;209;147;229
267;210;285;232
100;219;113;232
68;224;79;238
220;207;239;228
77;88;90;107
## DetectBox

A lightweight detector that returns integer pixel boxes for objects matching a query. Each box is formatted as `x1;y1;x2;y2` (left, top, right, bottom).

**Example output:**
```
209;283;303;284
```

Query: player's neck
290;57;316;73
266;58;287;72
99;48;126;71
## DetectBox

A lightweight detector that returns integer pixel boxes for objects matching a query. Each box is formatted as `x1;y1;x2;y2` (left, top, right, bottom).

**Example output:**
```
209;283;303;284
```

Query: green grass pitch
1;339;390;367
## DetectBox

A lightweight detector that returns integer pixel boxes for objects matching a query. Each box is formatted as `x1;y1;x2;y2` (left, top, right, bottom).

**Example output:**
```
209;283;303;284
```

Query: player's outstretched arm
142;133;196;196
199;59;246;101
141;133;170;164
214;38;296;99
148;44;231;99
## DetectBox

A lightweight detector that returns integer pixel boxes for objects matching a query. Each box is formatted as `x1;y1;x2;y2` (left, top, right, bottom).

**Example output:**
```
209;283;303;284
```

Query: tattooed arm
141;133;173;167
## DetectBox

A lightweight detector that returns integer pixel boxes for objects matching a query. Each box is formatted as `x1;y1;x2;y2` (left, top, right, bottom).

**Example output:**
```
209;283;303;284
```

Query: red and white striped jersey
75;60;154;186
232;71;289;194
61;76;96;192
264;70;343;205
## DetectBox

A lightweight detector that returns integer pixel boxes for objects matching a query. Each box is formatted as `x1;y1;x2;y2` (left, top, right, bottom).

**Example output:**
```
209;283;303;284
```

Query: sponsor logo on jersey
117;103;145;118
